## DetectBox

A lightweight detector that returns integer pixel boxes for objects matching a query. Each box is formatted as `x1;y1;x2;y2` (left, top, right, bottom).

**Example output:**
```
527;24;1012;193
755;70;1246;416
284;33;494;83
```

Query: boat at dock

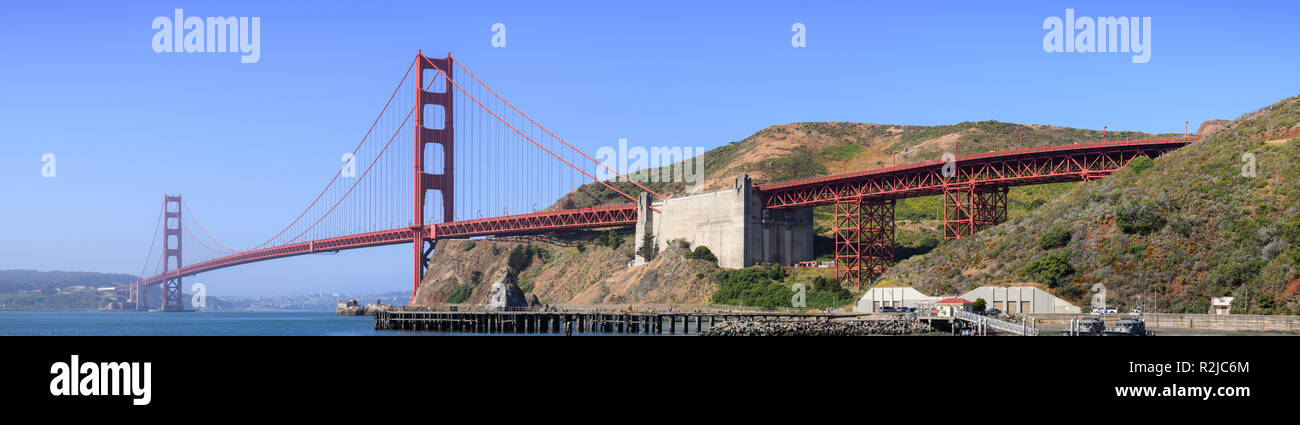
1102;317;1155;336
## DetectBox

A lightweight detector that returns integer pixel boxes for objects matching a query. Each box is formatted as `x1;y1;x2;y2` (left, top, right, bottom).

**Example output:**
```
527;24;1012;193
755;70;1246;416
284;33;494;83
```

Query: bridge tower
162;195;184;311
835;198;895;289
125;281;143;310
412;51;455;298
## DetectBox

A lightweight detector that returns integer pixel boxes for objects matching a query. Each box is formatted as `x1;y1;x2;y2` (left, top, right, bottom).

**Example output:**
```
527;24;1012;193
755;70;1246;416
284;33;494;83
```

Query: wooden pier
374;310;871;335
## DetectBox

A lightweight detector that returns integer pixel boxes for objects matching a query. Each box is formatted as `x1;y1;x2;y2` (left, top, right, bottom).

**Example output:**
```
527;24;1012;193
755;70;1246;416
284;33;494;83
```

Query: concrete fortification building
634;175;814;268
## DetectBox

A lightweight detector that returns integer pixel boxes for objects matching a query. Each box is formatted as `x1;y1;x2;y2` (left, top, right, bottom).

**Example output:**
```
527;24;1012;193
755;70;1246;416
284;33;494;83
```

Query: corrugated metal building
960;286;1080;314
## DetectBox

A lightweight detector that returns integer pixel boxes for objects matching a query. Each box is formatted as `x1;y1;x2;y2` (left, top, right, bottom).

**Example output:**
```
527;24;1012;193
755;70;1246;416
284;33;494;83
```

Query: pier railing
955;311;1039;336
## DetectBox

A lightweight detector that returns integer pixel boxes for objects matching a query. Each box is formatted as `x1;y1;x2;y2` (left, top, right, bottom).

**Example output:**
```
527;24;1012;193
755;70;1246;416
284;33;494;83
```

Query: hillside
416;120;1174;307
0;269;138;293
552;121;1169;208
413;232;721;306
0;269;138;310
550;121;1174;262
878;95;1300;315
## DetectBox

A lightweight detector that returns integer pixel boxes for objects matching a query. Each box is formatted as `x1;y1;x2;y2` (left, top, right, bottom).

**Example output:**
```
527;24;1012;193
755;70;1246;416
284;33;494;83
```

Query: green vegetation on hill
710;266;853;309
879;95;1300;315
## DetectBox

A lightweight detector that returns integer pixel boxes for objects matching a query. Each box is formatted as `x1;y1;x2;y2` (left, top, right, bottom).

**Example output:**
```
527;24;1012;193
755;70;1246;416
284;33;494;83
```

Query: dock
374;310;887;334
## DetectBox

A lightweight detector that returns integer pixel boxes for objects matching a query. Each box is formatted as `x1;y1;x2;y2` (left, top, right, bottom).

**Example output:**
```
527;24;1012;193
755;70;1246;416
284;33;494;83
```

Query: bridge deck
122;204;636;290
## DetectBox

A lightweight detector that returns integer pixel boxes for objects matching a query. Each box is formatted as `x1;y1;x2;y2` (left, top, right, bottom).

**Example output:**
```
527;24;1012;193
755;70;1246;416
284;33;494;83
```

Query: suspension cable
427;56;655;211
450;57;665;200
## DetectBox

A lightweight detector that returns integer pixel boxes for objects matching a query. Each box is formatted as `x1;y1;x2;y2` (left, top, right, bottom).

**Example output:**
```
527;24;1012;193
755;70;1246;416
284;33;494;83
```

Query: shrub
711;268;794;308
1167;216;1194;237
1256;292;1276;310
507;245;532;272
446;284;473;304
1281;220;1300;245
1127;155;1154;174
1208;260;1261;288
1038;226;1072;249
1021;250;1075;287
685;245;717;263
973;298;986;313
596;230;622;249
461;241;476;251
1116;200;1165;235
811;275;851;301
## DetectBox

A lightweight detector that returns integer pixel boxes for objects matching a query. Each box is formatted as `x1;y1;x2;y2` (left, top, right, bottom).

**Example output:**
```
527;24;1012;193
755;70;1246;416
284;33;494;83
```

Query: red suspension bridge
117;51;1199;310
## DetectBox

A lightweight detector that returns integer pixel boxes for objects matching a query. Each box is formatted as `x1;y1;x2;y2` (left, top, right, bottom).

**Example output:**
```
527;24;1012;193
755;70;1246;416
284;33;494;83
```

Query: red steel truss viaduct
116;51;1199;309
757;137;1198;287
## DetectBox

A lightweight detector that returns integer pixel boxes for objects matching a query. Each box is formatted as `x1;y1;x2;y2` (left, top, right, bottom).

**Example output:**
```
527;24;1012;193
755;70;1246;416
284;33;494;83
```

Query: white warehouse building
854;285;1080;314
960;286;1081;314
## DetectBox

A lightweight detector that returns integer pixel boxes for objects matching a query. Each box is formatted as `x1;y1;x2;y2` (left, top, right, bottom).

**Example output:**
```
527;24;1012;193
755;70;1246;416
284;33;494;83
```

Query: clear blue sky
2;1;1297;296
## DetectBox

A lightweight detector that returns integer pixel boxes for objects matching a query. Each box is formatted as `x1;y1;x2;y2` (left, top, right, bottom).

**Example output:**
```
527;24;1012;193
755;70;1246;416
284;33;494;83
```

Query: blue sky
1;0;1297;296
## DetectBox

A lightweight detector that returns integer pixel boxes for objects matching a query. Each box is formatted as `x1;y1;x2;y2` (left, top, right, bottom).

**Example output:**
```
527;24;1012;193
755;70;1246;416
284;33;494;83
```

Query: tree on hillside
507;245;532;272
637;233;659;262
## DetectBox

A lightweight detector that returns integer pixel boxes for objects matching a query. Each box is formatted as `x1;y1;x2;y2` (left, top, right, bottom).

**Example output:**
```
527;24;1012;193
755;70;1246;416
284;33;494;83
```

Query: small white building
853;286;944;312
935;298;973;317
1210;297;1234;315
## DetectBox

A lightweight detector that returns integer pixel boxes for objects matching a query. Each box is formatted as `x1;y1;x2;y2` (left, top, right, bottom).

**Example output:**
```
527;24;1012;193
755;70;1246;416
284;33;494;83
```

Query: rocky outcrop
1196;119;1230;136
484;270;528;311
569;242;720;305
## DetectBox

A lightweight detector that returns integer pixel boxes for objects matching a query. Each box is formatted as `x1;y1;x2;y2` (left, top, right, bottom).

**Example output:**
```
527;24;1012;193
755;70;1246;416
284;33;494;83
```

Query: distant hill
0;269;138;293
877;95;1300;315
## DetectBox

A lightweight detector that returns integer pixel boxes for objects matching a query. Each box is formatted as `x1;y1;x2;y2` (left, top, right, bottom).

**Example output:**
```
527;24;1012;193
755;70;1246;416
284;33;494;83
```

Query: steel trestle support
835;198;895;289
943;185;1007;240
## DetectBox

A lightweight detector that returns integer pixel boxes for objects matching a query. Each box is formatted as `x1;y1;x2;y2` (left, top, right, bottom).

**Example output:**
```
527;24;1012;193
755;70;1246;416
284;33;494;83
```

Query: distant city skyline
2;1;1298;295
